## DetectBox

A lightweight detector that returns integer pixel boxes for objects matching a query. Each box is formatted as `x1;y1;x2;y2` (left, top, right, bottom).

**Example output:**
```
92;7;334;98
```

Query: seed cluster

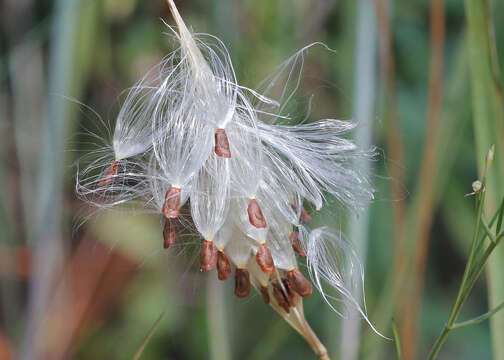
76;0;377;344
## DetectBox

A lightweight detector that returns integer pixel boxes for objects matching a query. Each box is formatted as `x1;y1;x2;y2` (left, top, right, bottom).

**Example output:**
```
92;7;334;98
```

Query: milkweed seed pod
75;0;383;357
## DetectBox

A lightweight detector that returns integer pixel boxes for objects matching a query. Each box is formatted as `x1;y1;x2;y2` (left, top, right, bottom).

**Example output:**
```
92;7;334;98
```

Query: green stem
451;301;504;330
427;163;490;360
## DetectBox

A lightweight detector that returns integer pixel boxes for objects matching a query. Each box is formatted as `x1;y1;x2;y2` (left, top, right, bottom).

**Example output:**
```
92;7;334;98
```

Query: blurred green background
1;0;504;359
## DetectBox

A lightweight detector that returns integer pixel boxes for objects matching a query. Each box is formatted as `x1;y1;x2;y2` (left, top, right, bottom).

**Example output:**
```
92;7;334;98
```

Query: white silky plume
190;154;230;241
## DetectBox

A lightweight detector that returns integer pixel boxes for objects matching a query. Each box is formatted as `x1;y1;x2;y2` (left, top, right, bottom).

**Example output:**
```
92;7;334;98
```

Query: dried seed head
256;242;275;274
162;187;181;219
217;250;232;280
287;269;312;297
234;268;251;298
163;218;176;249
214;128;231;158
200;240;217;271
247;199;267;228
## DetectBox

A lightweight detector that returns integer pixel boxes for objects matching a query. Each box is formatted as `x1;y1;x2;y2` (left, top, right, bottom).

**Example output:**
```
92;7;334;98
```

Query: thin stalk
339;1;376;359
464;0;504;357
206;275;231;360
132;312;165;360
428;158;495;360
451;301;504;330
20;0;79;358
401;0;445;357
391;319;402;360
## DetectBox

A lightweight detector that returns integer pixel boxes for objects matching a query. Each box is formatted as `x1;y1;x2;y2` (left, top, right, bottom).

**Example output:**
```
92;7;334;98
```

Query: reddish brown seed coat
289;231;306;257
272;282;290;313
287;269;312;297
163;218;176;249
214;128;231;158
247;199;267;228
98;160;119;187
234;268;251;298
259;285;270;305
200;240;217;271
162;187;181;219
283;278;297;307
256;243;275;274
300;207;312;222
217;250;231;280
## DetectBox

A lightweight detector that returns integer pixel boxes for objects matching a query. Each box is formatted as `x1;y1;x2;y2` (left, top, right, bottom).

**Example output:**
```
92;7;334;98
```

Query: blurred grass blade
495;198;504;234
133;312;165;360
464;1;504;358
391;319;402;360
339;0;376;359
206;276;231;360
401;0;445;357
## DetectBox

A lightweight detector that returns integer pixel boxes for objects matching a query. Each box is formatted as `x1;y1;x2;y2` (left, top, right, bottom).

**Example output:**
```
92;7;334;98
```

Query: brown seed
300;207;312;222
98;160;119;187
163;218;176;249
256;243;275;274
214;128;231;158
200;240;217;271
289;231;306;257
259;285;270;305
234;268;251;298
247;199;267;228
287;269;312;297
283;278;297;307
272;282;290;313
162;187;181;219
217;250;231;280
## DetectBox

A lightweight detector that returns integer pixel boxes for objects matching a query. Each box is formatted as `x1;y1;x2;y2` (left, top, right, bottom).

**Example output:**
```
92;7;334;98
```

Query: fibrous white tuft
75;0;380;357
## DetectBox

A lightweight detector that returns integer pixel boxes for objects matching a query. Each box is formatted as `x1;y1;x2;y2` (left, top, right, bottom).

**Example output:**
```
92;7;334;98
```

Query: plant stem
427;163;490;359
451;301;504;330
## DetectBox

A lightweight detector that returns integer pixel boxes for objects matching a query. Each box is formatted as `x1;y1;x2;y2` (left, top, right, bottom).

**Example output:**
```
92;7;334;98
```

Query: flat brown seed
162;187;181;219
217;250;231;280
283;278;297;307
200;240;217;271
300;207;312;222
214;128;231;158
287;269;312;297
259;285;270;305
234;268;251;298
98;160;119;187
163;218;176;249
272;282;290;313
256;243;274;274
289;231;306;257
247;199;267;228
